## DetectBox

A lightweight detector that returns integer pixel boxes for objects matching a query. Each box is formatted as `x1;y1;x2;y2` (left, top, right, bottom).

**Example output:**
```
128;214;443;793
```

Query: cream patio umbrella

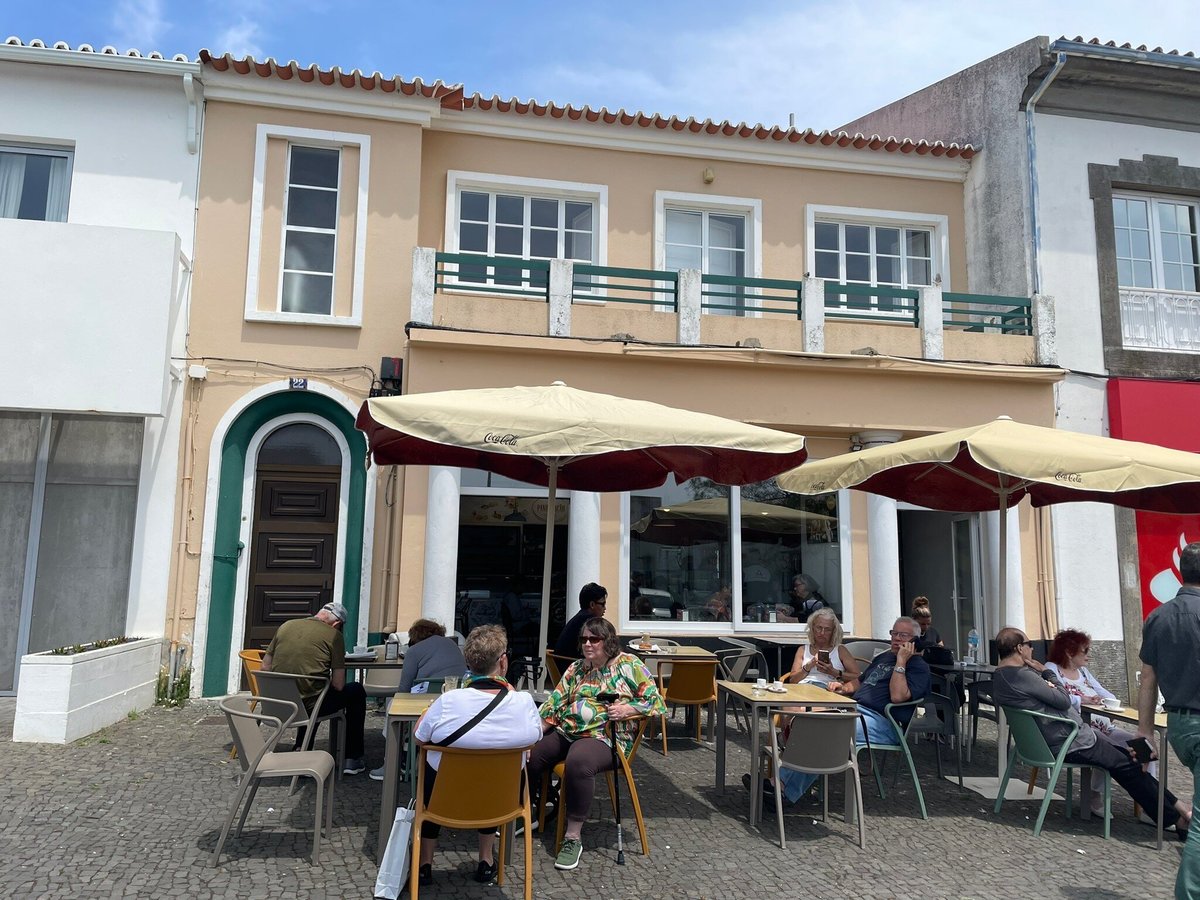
777;415;1200;628
356;382;809;671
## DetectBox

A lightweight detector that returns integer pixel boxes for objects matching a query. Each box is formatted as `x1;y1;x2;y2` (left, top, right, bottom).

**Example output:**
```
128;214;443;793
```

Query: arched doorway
243;422;343;653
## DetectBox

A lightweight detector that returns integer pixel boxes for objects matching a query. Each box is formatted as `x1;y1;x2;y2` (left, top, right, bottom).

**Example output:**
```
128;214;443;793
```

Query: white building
845;36;1200;694
0;38;202;694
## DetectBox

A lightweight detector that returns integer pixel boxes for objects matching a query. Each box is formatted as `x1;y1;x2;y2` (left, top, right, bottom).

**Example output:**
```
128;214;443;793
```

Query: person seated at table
530;617;666;872
789;608;859;688
411;625;542;886
554;582;608;658
911;601;944;652
991;626;1191;838
261;601;368;775
753;617;929;806
776;574;828;623
399;618;466;694
702;584;732;622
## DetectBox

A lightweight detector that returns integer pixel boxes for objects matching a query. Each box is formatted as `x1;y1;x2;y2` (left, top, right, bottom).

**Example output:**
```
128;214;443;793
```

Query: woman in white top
789;607;859;687
1044;628;1125;738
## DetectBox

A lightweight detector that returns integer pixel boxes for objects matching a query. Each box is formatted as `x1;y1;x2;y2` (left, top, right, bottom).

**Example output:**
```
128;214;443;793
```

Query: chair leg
522;805;533;900
554;787;567;855
660;713;669;756
211;773;257;867
235;780;262;838
933;738;944;780
870;751;886;799
774;768;786;850
821;774;829;823
311;772;323;866
621;762;650;856
410;818;423;900
606;772;618;816
852;766;866;849
325;767;335;836
1027;766;1039;795
1033;761;1065;837
496;818;506;886
898;744;928;821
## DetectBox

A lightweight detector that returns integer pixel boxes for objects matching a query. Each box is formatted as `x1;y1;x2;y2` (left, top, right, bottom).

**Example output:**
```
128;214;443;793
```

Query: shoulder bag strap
432;688;507;747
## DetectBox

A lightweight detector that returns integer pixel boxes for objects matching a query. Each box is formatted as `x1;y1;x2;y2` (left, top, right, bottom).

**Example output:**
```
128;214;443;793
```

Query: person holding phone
992;627;1191;839
530;617;666;872
789;608;859;688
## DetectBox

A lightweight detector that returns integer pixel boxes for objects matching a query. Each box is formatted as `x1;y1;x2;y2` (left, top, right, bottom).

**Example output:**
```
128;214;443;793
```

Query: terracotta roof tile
4;35;190;62
199;49;461;101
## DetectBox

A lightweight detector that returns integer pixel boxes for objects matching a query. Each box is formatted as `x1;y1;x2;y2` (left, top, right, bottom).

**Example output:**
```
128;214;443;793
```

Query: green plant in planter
48;636;137;656
155;665;192;708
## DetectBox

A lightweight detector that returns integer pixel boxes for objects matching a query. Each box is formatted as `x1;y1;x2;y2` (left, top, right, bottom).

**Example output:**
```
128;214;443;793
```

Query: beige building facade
179;54;1061;696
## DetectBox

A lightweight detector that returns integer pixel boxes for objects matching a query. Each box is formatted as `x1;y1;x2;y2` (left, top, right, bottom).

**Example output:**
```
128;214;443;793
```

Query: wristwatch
894;665;907;674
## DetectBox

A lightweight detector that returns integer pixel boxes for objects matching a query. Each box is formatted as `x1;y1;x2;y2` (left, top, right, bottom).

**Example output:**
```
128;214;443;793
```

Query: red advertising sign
1134;511;1200;620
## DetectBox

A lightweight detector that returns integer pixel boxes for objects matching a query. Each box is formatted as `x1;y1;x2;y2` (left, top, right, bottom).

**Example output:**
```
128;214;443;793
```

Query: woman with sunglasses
530;617;666;872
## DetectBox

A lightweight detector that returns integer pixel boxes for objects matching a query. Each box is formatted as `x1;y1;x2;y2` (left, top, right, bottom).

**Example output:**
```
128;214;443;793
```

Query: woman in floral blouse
530;616;665;872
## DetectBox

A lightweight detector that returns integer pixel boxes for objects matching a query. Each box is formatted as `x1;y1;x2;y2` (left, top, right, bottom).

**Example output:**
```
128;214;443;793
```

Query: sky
6;1;1200;130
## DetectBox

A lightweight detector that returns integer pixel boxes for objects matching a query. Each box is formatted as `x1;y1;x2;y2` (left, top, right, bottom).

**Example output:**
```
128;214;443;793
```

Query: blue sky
6;1;1200;129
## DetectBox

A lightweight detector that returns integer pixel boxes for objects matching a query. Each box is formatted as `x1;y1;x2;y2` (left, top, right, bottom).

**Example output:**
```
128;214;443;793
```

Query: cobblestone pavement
0;697;1189;899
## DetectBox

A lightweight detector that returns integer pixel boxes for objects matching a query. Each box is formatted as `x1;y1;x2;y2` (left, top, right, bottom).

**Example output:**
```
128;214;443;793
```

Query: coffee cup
755;678;767;690
771;680;784;692
1101;697;1122;710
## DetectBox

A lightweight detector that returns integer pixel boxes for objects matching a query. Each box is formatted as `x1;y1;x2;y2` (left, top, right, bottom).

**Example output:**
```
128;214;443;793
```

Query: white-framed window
655;191;762;316
244;124;370;327
0;144;73;223
1113;194;1200;292
445;171;607;291
806;205;949;315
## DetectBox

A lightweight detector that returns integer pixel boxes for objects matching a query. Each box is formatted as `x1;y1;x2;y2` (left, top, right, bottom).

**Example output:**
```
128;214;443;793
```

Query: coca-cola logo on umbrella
483;432;519;446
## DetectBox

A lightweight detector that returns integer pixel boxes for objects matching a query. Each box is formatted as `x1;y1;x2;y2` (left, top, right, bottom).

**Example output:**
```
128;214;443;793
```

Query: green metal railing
824;283;920;325
435;252;551;301
573;263;677;310
943;293;1032;335
701;273;804;317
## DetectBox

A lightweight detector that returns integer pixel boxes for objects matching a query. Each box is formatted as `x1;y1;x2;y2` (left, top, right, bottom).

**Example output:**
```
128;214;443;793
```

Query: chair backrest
969;678;996;705
716;647;760;682
417;744;531;828
646;637;680;646
778;710;858;773
662;659;718;704
720;637;757;652
546;650;575;685
221;694;297;773
911;692;958;736
1003;706;1076;768
362;646;403;694
239;649;265;695
255;670;327;721
843;640;890;659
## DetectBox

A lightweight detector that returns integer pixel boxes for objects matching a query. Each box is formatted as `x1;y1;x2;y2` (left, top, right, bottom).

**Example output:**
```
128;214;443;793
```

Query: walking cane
600;695;626;865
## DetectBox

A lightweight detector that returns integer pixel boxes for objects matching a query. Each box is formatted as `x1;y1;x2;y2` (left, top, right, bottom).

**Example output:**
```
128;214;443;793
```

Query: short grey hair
892;616;920;638
793;573;821;592
806;607;843;646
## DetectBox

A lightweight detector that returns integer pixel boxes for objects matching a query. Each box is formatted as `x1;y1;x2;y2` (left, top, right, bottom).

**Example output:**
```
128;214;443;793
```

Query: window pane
815;222;840;251
260;423;341;466
1128;199;1149;229
459;221;488;253
1115;229;1131;259
1117;258;1133;286
1132;230;1152;261
709;248;745;278
1133;260;1154;287
845;254;870;282
15;154;51;220
845;224;870;254
287;187;337;229
1165;264;1184;291
530;198;557;228
1159;202;1178;232
907;258;932;285
665;244;702;271
496;194;524;225
1113;198;1128;228
281;272;333;314
666;209;702;245
906;229;931;258
1183;237;1197;265
877;227;901;257
565;202;592;231
710;214;746;250
565;230;592;261
529;228;556;259
876;256;900;284
1163;235;1181;264
815;250;839;279
289;146;339;188
495;224;523;256
460;190;489;222
283;231;336;273
1184;264;1199;293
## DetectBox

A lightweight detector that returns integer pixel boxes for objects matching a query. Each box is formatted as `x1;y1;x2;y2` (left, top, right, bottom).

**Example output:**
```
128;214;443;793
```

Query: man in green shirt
262;602;367;774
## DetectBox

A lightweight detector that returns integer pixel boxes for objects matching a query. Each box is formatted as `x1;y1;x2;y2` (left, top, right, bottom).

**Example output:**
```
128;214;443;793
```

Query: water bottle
967;628;980;664
385;633;399;662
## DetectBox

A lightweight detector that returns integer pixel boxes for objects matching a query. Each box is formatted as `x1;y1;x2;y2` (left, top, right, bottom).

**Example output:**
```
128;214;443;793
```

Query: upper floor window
1113;195;1199;293
244;124;370;327
446;172;606;291
813;221;933;288
0;146;72;222
655;191;761;316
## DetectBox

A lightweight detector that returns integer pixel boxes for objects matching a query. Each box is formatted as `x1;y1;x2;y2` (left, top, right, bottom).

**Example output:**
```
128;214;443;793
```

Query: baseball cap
321;602;348;623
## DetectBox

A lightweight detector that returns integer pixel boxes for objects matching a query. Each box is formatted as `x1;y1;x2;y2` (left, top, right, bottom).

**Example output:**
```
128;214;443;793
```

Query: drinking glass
443;676;459;693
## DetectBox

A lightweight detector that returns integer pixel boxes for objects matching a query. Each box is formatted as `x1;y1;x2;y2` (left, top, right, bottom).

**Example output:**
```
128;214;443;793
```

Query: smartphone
816;649;831;664
1130;736;1154;764
596;692;619;704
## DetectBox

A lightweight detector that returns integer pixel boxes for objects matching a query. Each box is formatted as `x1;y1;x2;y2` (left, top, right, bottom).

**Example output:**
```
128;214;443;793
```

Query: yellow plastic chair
655;658;718;755
544;650;574;687
410;744;534;900
540;716;651;857
212;696;335;867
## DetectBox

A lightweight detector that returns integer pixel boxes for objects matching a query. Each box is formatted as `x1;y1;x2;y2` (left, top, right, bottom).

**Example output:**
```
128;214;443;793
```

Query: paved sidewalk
0;697;1188;899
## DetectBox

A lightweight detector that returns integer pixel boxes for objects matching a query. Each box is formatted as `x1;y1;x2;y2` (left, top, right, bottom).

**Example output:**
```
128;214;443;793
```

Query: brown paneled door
244;465;341;653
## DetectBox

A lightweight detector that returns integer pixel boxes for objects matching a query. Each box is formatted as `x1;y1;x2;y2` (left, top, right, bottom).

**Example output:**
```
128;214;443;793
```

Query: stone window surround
1089;154;1200;378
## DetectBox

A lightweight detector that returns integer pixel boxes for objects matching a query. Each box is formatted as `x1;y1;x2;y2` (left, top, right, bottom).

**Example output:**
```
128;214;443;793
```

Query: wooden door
244;465;341;651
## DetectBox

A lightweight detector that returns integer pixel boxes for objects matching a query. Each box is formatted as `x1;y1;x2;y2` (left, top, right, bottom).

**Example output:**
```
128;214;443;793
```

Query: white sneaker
342;757;366;775
368;764;386;781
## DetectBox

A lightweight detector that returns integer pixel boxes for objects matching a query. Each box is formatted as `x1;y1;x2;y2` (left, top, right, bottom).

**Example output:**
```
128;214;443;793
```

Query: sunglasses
581;635;605;644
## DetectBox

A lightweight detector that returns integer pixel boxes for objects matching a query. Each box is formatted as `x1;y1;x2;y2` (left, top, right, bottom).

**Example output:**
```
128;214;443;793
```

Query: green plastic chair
854;698;929;820
994;706;1111;838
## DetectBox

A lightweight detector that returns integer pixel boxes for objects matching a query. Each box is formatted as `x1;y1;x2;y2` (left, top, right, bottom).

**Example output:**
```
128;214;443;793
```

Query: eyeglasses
811;625;835;633
889;630;915;639
581;635;605;644
1019;640;1033;648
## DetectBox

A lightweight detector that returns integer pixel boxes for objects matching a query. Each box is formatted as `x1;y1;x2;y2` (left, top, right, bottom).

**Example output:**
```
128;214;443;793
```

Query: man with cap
261;601;368;774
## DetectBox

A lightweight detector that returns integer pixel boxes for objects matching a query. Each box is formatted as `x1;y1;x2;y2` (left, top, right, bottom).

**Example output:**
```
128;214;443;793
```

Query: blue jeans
1168;711;1200;900
778;707;897;803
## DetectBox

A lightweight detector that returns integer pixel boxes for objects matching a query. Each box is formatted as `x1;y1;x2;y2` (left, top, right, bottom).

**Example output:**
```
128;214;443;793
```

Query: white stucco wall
1035;113;1200;639
0;48;202;649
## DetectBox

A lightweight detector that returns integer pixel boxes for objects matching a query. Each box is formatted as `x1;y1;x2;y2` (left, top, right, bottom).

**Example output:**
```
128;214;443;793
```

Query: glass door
950;515;985;657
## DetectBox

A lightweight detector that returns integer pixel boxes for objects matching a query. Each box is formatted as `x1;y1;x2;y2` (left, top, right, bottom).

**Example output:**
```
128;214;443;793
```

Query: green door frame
202;391;367;696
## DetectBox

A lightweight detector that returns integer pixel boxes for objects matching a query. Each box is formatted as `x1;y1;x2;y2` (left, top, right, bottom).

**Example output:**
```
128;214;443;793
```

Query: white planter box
13;637;163;744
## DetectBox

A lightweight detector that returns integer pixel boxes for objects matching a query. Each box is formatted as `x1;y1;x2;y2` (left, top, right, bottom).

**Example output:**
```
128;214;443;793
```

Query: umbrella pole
537;461;560;689
996;486;1009;781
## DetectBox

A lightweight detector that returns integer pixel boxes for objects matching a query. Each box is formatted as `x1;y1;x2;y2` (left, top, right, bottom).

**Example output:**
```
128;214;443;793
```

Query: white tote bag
374;800;415;900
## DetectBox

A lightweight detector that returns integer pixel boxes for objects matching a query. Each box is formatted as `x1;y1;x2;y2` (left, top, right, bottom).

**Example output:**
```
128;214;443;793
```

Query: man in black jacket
554;583;607;658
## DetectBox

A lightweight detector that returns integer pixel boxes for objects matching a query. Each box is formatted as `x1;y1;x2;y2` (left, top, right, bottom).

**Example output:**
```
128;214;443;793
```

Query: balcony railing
1120;287;1200;353
428;251;1036;337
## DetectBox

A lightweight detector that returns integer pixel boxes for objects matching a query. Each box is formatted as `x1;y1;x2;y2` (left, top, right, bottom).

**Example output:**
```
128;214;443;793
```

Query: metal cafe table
715;680;857;821
376;692;437;861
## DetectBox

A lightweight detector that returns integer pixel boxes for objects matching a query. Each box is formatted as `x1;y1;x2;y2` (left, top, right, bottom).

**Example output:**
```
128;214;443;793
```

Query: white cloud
215;17;265;59
110;0;168;51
